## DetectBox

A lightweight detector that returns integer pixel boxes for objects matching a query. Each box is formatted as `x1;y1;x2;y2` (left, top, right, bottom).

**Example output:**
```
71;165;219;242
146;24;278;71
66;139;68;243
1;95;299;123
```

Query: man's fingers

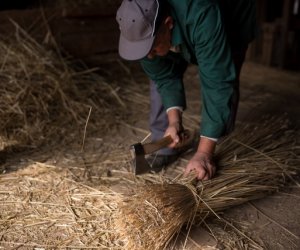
184;156;216;180
196;167;206;180
169;140;179;148
166;133;180;148
196;164;214;180
205;164;213;179
184;167;189;176
185;167;206;180
174;134;180;143
201;173;209;181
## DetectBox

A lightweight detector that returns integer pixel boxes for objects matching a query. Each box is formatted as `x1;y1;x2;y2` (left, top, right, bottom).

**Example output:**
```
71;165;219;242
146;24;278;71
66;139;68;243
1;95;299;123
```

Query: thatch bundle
116;118;299;250
115;184;198;250
0;26;124;147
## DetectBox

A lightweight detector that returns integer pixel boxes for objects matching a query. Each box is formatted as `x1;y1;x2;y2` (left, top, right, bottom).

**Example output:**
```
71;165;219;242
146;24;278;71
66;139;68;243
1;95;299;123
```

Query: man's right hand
164;121;183;148
165;108;183;148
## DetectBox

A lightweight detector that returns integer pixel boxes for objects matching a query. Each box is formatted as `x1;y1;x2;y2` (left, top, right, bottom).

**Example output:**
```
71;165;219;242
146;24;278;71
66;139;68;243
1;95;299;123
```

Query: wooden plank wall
0;0;299;69
0;2;122;61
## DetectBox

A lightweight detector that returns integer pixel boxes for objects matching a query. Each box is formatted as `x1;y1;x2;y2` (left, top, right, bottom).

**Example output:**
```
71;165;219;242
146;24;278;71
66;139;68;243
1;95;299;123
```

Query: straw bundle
116;118;299;250
0;26;124;147
115;184;198;250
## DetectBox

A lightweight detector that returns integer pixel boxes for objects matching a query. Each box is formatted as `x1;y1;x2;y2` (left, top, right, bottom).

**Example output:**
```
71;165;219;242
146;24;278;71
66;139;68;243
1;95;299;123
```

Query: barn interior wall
0;0;299;70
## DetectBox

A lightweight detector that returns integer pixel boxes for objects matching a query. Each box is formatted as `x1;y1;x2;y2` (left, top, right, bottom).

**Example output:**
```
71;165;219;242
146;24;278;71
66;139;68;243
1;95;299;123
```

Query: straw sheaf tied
115;183;199;250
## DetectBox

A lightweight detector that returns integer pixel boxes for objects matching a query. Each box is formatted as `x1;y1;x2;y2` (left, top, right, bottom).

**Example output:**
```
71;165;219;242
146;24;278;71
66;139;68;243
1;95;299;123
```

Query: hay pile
115;118;299;250
0;27;124;148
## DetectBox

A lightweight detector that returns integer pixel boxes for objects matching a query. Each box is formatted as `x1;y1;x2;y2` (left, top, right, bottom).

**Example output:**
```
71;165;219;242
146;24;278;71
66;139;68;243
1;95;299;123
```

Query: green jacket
141;0;256;138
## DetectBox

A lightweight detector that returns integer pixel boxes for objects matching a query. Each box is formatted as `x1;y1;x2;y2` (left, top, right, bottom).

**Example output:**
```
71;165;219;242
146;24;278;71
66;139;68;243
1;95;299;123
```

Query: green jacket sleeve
141;52;188;110
193;4;236;138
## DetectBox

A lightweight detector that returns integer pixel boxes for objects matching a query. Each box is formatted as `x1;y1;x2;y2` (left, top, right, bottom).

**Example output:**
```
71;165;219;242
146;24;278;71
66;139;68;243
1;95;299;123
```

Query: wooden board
0;4;121;59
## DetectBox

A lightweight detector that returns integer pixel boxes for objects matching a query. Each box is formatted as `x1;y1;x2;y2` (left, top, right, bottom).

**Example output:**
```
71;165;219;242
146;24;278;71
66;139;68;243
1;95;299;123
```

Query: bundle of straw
115;184;198;250
116;118;299;250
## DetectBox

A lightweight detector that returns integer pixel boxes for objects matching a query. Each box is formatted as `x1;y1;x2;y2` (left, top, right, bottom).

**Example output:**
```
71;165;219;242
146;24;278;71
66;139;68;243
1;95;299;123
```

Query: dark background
0;0;299;70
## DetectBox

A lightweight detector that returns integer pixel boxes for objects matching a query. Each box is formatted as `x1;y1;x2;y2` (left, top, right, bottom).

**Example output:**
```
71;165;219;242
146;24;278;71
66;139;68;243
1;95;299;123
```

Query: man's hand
165;108;183;148
164;121;184;148
184;152;216;180
184;136;217;180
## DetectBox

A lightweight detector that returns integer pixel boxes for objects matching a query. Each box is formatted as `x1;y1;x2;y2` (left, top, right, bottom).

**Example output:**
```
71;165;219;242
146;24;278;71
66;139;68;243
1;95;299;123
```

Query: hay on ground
0;116;298;250
0;163;124;249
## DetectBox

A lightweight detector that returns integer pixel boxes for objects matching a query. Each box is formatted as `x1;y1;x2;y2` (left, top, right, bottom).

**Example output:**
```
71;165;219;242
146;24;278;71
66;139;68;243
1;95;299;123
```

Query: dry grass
1;117;297;249
0;163;124;249
0;22;299;250
0;24;124;148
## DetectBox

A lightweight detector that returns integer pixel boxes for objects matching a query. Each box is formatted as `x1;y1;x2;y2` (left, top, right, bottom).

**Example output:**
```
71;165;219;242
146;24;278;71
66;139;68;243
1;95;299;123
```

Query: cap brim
119;34;155;61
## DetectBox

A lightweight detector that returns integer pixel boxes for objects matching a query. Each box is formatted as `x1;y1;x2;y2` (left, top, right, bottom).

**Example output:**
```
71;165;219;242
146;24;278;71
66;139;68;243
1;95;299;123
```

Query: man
116;0;256;180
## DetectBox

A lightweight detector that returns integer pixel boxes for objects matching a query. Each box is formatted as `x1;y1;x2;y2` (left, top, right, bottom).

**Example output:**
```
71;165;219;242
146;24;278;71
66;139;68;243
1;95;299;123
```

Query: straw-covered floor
0;117;298;249
0;26;299;249
0;163;123;249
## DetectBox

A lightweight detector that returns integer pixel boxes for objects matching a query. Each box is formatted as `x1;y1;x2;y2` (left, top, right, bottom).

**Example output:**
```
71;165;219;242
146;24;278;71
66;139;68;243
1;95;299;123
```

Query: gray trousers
150;80;178;155
149;47;247;155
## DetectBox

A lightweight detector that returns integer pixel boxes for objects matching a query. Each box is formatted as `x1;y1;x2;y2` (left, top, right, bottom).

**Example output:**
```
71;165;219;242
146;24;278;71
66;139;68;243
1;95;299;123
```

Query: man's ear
164;16;174;30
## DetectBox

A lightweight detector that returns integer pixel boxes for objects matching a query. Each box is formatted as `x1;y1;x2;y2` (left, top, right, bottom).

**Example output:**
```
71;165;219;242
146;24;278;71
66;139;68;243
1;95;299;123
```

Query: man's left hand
184;151;216;180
